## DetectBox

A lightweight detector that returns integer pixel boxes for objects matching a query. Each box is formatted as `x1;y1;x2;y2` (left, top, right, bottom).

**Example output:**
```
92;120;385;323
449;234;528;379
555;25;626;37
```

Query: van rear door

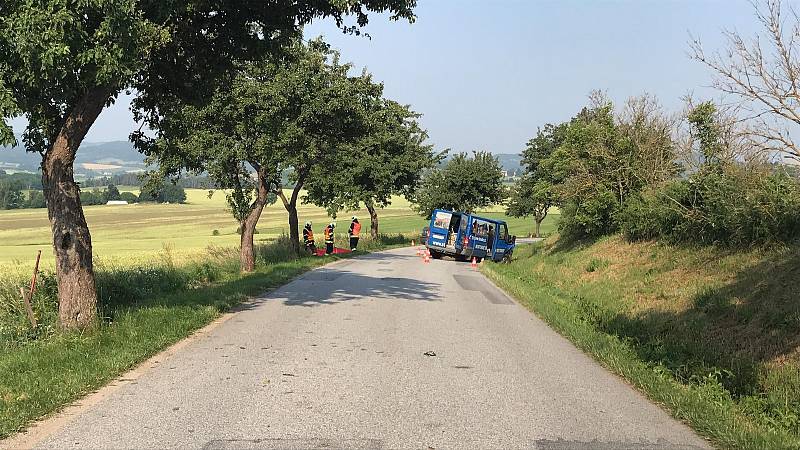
427;210;452;250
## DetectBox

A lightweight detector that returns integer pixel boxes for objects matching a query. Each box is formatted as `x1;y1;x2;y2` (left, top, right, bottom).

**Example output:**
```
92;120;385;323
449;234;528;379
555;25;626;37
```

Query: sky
8;0;764;154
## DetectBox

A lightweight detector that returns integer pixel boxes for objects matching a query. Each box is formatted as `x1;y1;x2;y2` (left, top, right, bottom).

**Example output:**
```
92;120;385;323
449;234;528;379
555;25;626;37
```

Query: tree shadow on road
263;268;442;307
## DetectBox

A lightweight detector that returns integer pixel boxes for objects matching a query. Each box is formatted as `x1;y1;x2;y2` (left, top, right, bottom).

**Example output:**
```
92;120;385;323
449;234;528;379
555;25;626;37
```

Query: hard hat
352;216;358;220
305;221;311;227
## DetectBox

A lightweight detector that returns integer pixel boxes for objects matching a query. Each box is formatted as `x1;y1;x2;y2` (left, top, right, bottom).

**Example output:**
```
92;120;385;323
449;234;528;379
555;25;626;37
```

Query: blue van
424;209;516;262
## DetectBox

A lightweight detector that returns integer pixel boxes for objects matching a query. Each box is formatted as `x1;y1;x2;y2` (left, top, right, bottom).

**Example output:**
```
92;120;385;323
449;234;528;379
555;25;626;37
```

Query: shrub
559;187;620;239
212;229;220;236
119;191;138;203
255;234;299;264
620;170;800;246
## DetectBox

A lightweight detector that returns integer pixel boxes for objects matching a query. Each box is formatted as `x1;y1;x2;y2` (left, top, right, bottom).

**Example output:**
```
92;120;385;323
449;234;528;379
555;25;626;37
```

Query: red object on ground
315;247;352;256
471;257;478;268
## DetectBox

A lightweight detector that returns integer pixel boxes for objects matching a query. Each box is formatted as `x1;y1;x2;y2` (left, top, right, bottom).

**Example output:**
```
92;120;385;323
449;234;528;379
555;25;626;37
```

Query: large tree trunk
43;85;113;330
239;167;271;272
277;171;306;257
366;201;379;239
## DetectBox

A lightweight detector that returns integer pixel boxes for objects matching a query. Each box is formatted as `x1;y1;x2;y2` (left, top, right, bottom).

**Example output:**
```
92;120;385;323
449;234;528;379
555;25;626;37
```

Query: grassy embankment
0;189;549;439
484;236;800;448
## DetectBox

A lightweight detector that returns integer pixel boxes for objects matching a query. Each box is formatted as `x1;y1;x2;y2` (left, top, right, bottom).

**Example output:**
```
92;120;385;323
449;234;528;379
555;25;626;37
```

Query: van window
471;218;491;237
433;211;452;229
500;224;508;241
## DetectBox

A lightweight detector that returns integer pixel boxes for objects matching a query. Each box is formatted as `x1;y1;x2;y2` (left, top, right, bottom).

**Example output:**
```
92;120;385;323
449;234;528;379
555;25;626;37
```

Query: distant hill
495;153;523;176
0;138;147;176
439;152;524;177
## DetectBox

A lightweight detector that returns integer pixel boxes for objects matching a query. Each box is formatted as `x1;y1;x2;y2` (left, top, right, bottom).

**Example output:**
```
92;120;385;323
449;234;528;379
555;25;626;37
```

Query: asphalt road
33;247;708;449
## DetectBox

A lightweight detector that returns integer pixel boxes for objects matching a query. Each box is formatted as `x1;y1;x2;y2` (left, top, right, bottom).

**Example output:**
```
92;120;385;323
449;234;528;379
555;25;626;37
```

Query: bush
559;187;620;239
119;191;138;203
620;169;800;246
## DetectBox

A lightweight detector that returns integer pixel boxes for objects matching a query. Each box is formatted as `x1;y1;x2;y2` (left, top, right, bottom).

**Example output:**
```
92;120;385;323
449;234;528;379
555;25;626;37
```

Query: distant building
106;200;129;206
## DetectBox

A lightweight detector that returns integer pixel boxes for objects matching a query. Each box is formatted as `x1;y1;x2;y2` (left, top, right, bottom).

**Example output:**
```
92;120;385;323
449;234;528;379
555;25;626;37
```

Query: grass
0;234;411;439
483;236;800;448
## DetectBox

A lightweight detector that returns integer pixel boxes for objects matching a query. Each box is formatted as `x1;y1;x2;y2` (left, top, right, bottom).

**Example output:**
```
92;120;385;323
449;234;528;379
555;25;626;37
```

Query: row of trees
0;181;186;209
0;0;418;329
141;39;437;271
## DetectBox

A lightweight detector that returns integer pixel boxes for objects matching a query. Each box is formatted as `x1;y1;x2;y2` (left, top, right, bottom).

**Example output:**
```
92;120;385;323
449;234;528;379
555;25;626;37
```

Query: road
30;247;707;449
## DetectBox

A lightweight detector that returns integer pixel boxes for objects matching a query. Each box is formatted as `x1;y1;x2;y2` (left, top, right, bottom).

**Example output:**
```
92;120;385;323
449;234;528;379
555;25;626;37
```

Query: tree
103;184;121;202
690;0;800;161
119;192;138;204
506;123;567;237
140;178;187;204
304;99;439;238
270;47;380;256
142;39;378;267
412;151;506;218
0;1;415;329
0;180;22;209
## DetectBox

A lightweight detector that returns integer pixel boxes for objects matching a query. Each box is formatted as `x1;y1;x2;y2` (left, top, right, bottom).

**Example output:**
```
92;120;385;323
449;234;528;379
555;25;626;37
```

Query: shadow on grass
588;246;800;429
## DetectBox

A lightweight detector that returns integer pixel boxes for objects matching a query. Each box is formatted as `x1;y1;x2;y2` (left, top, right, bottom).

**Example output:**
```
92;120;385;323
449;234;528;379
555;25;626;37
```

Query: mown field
0;188;556;267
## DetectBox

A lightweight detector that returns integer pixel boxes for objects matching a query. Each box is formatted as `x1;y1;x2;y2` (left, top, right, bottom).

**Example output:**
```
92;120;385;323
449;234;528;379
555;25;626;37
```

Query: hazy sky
9;0;763;154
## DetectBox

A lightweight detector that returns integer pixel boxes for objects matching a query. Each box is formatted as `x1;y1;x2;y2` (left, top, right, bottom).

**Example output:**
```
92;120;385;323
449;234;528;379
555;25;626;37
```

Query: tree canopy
412;151;505;218
303;98;440;237
140;38;382;266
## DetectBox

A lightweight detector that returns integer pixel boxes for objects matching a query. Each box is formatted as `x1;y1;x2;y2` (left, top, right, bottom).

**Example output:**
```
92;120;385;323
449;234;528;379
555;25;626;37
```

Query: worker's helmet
352;216;358;220
305;221;311;227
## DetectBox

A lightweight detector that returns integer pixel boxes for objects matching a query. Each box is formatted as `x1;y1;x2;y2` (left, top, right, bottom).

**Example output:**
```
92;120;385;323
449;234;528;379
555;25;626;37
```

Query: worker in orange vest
324;222;335;255
349;216;361;251
303;221;316;255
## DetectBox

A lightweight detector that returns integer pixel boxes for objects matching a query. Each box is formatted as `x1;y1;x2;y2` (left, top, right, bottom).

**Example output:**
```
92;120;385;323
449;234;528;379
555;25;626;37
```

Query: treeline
0;180;186;210
81;172;217;189
509;93;800;246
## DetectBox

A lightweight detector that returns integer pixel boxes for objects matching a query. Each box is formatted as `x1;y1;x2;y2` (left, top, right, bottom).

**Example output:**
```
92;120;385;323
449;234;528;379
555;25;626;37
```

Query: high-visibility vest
304;228;314;243
324;227;333;243
351;221;361;237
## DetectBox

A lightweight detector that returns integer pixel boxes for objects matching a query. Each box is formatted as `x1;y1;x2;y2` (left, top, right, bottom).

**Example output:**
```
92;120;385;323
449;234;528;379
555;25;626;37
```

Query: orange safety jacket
324;227;334;243
350;221;361;237
303;228;314;244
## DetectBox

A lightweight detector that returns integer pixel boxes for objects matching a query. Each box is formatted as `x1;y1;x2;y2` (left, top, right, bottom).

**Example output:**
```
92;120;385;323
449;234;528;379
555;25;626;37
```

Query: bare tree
690;0;800;161
672;95;764;172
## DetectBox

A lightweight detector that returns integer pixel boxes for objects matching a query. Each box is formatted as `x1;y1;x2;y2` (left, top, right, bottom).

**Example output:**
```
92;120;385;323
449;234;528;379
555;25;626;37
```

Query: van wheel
475;257;483;263
430;250;443;259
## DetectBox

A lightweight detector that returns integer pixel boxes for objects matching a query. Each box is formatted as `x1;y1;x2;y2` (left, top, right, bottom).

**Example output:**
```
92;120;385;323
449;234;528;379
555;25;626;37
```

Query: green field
0;189;558;267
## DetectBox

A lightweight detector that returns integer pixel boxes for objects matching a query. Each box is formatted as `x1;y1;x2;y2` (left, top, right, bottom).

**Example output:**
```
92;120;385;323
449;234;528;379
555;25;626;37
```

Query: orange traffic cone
424;252;430;263
471;257;478;269
411;239;415;247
